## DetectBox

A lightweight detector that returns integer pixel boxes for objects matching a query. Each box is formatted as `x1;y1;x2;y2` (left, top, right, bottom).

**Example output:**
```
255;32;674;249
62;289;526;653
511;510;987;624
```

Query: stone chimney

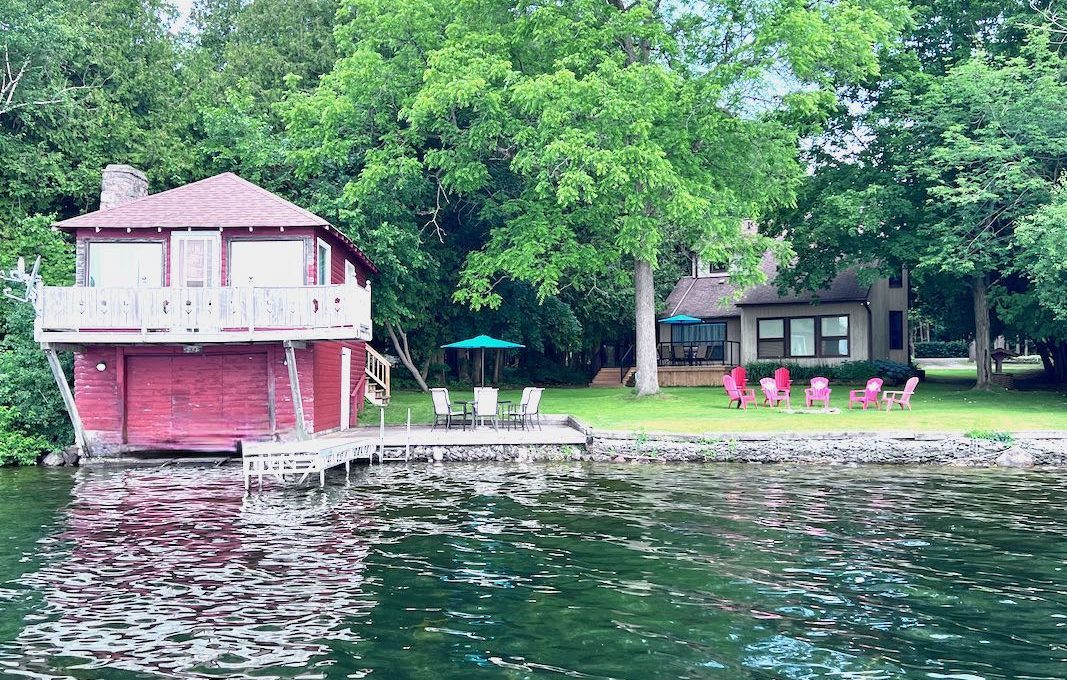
99;164;148;210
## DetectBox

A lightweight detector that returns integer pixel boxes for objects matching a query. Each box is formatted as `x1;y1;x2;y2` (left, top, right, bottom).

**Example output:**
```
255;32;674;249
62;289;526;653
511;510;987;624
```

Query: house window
757;319;785;359
889;311;904;350
889;271;903;288
229;239;305;286
344;260;357;285
317;238;332;286
87;242;163;288
757;315;850;359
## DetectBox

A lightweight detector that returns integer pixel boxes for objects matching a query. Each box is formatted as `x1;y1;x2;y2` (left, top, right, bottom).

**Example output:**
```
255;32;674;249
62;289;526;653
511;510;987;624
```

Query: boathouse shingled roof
54;172;377;273
663;251;870;319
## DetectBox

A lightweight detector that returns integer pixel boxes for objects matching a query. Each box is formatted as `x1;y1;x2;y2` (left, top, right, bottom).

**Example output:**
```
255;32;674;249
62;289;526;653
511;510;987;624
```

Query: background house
654;224;908;387
36;166;389;455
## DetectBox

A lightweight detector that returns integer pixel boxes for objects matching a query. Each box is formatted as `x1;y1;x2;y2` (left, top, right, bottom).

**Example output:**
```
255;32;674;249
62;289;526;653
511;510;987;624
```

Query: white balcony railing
34;284;372;344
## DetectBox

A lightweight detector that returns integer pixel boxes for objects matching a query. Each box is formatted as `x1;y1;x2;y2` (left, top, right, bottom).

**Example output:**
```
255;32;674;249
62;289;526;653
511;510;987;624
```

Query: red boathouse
35;165;391;455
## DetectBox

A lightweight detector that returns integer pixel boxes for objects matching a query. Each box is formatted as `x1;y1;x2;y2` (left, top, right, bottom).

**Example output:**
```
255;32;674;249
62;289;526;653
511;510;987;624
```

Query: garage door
125;353;270;447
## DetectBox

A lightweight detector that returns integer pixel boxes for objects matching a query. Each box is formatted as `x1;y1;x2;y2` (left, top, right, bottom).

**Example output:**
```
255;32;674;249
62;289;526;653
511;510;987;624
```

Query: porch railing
34;283;372;343
658;340;740;367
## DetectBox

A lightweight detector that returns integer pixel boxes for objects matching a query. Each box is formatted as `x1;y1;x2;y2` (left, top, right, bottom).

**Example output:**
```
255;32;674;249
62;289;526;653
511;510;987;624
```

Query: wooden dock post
42;344;89;455
283;340;308;440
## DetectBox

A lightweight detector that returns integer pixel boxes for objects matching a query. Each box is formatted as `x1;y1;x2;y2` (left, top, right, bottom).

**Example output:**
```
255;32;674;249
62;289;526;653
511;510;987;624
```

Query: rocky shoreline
388;431;1067;468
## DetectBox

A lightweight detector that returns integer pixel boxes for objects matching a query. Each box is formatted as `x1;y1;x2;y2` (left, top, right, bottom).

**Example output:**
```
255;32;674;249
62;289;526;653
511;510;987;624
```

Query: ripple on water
0;463;1066;679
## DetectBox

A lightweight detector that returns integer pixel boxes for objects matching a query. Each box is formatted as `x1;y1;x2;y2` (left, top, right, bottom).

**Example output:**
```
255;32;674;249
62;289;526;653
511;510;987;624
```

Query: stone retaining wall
384;432;1067;467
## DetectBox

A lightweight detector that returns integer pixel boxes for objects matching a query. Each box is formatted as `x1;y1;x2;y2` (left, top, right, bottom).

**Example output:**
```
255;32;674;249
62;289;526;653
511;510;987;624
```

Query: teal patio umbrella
442;334;526;386
659;314;701;325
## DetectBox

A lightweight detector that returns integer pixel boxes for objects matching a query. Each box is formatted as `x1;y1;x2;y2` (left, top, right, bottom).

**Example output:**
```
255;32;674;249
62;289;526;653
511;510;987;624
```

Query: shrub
967;429;1015;445
744;359;918;386
914;340;969;358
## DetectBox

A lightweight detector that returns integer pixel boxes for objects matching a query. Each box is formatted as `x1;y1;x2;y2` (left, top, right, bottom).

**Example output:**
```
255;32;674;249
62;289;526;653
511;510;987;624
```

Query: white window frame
170;231;221;288
86;241;165;288
316;238;332;286
228;238;306;287
344;260;357;285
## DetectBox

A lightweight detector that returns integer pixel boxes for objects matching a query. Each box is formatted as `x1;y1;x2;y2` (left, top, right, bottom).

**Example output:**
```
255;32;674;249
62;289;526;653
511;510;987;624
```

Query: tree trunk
972;275;992;390
386;321;429;392
633;256;660;396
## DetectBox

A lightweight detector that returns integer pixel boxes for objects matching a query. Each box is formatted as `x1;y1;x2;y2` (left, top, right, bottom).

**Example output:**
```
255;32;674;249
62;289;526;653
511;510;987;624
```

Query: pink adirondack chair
774;367;791;392
883;376;919;411
805;377;832;408
723;374;757;409
729;366;747;390
848;378;883;410
759;377;791;408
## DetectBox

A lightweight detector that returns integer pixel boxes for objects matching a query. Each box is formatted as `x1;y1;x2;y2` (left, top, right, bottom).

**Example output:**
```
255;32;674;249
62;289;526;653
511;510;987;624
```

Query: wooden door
125;352;270;447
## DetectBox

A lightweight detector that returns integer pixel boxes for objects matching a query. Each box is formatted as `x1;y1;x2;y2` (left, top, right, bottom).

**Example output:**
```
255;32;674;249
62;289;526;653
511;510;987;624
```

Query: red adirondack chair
759;377;791;408
729;366;747;390
848;378;883;410
774;367;791;392
805;377;832;408
883;376;919;411
723;374;757;409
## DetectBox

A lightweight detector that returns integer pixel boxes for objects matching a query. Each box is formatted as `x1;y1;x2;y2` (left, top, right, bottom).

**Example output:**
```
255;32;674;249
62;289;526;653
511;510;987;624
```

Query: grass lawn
362;365;1067;434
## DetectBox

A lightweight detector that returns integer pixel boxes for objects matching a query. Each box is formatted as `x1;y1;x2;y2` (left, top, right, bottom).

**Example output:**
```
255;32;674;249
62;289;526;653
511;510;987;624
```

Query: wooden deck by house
657;365;729;387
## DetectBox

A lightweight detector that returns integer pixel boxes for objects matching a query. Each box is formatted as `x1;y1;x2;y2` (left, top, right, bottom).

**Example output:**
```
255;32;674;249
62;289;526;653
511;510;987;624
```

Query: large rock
996;447;1034;468
40;451;66;467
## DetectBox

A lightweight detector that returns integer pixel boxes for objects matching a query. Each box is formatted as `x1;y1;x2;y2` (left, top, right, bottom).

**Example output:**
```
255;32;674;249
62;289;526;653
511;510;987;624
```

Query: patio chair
430;388;464;430
883;376;919;411
774;367;791;392
848;378;883;410
729;365;747;390
657;343;671;365
723;374;757;409
805;377;832;408
671;344;687;366
473;387;501;430
509;387;544;430
759;377;791;408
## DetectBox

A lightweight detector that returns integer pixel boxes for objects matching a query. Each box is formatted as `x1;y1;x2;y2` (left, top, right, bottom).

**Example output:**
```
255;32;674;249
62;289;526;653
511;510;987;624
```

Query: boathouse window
317;238;332;286
757;315;850;359
171;232;219;288
87;242;163;288
229;239;305;287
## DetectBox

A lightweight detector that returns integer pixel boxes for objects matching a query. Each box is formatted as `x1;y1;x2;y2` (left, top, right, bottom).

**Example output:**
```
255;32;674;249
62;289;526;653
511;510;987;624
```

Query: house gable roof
663;252;869;319
55;172;378;274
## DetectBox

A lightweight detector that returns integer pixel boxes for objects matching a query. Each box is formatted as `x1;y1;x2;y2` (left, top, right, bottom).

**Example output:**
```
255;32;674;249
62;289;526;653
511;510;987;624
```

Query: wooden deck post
42;345;89;455
283;340;308;441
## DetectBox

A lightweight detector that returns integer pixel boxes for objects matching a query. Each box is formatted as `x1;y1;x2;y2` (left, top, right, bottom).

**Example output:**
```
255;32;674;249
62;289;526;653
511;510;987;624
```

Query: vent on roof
100;164;148;210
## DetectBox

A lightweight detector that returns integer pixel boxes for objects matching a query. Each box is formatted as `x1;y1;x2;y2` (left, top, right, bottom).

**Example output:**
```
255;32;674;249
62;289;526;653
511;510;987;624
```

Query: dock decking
242;420;588;490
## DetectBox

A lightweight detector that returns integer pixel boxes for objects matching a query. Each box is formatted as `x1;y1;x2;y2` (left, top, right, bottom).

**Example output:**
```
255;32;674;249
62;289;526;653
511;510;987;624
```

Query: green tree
291;0;905;396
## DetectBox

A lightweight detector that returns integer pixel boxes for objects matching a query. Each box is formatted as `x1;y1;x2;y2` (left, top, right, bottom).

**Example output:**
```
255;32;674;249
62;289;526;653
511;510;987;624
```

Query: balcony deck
34;283;372;345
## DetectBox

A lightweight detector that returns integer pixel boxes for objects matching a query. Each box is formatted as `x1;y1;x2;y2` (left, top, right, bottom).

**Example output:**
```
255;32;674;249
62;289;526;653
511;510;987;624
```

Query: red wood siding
74;343;319;451
312;340;368;431
125;352;270;446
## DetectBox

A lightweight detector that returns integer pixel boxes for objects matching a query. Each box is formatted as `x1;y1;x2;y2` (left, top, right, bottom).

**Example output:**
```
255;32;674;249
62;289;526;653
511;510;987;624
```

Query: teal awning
660;314;702;325
441;334;525;349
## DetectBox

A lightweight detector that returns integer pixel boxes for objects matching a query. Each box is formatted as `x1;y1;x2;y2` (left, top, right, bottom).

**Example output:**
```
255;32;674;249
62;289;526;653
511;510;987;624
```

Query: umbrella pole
480;348;485;387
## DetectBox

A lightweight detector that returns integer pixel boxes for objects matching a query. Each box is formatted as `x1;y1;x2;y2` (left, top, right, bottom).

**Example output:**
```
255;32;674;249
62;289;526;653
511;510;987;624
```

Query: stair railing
619;344;634;384
365;344;391;403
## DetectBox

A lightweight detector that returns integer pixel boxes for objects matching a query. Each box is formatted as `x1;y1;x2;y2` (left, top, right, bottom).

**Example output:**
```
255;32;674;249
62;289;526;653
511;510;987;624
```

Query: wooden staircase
364;344;391;406
589;366;635;388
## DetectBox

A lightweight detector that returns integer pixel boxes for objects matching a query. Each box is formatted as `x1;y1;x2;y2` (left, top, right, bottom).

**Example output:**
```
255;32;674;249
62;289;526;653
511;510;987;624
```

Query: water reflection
2;463;1067;679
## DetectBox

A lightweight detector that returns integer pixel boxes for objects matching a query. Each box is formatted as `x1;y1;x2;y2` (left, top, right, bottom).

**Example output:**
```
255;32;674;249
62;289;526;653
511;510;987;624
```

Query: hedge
914;340;968;358
744;360;918;386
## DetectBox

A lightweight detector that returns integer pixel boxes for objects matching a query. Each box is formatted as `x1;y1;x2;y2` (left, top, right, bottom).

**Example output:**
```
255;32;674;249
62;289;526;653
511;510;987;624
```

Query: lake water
1;463;1066;679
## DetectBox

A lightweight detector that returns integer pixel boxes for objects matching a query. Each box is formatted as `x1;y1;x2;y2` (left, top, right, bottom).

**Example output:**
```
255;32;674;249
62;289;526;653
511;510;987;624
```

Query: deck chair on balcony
657;343;671;366
671;344;687;366
472;387;501;430
430;388;464;430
